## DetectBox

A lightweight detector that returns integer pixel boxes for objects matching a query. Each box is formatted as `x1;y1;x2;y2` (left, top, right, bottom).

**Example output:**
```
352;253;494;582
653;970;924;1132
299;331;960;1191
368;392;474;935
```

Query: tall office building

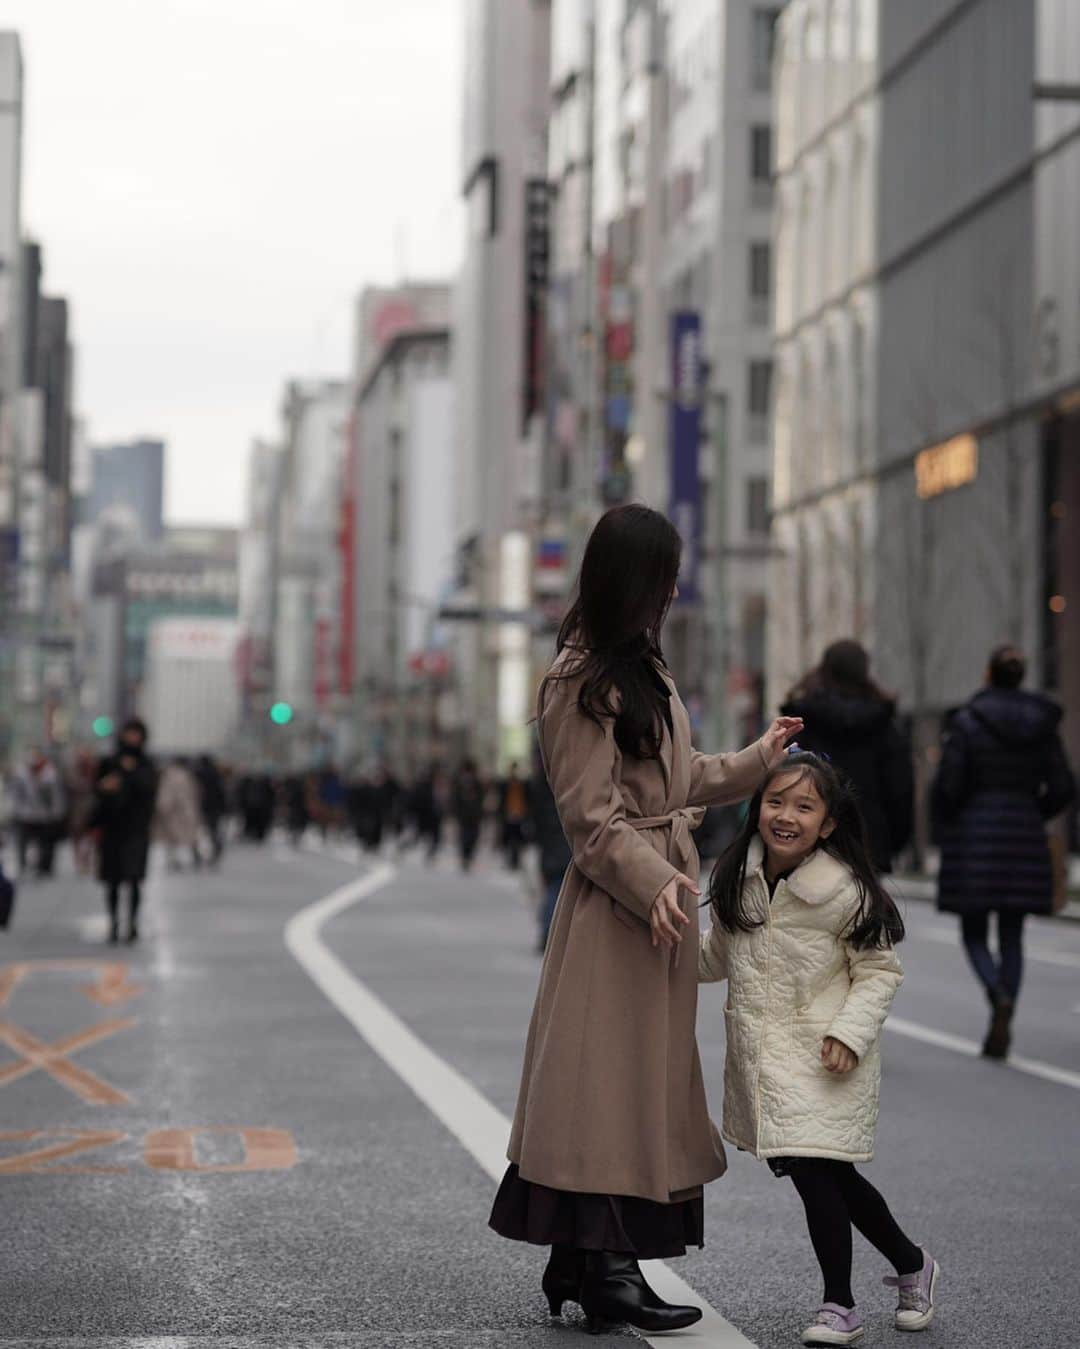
87;439;165;542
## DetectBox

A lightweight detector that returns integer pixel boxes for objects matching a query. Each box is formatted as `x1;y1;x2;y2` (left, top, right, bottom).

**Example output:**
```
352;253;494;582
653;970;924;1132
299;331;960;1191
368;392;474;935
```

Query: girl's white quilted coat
699;839;903;1162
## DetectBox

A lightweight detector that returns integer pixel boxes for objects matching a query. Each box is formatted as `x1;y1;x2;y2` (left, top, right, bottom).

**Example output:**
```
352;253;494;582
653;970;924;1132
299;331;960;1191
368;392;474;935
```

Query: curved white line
285;863;758;1349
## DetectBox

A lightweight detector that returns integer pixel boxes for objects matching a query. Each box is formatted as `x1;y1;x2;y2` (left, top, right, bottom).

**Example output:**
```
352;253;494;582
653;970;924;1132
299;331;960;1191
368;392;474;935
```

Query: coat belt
629;806;705;858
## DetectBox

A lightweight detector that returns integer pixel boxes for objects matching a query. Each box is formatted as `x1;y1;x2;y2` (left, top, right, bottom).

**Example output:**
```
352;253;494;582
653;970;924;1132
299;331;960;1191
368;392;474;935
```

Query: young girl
700;751;939;1346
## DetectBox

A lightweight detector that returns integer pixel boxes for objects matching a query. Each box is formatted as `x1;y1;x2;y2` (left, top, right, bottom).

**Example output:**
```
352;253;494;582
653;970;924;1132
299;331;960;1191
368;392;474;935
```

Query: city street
1;839;1077;1348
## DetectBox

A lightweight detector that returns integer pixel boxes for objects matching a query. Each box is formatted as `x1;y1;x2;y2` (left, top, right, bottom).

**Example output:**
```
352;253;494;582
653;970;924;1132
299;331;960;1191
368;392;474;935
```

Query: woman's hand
821;1036;858;1074
760;716;804;768
650;872;699;949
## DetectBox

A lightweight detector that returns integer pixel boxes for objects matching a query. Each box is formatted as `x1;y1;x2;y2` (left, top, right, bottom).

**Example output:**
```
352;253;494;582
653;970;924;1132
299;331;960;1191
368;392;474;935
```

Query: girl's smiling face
759;768;836;878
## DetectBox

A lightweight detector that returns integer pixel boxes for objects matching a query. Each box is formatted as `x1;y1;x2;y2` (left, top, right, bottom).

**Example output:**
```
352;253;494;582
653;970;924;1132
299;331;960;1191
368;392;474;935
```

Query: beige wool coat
506;657;771;1204
699;838;904;1162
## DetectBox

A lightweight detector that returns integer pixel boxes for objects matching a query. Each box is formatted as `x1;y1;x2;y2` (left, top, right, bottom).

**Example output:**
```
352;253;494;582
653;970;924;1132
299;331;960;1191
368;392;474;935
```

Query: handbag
1048;833;1068;915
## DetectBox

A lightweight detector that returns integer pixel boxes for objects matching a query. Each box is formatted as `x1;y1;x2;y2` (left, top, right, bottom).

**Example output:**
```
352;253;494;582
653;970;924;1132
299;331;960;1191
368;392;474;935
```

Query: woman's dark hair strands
543;504;682;760
708;752;905;950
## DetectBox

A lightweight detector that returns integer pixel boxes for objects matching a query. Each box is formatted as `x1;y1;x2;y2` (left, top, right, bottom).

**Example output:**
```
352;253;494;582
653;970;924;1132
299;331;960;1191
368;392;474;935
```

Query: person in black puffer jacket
932;645;1075;1059
781;640;913;873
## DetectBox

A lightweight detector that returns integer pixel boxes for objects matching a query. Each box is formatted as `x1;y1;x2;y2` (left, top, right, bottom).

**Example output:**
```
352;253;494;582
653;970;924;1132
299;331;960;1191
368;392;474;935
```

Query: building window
750;124;772;207
746;477;770;534
748;358;773;414
751;124;772;182
752;8;781;91
749;241;771;324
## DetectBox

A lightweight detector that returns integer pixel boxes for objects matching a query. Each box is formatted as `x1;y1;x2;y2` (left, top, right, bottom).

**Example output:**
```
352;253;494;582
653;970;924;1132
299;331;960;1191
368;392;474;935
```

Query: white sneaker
801;1302;865;1345
883;1249;940;1331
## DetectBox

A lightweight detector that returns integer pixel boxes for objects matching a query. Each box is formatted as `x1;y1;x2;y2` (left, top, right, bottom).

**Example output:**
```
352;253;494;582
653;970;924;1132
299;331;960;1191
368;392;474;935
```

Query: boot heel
586;1315;606;1335
545;1294;564;1317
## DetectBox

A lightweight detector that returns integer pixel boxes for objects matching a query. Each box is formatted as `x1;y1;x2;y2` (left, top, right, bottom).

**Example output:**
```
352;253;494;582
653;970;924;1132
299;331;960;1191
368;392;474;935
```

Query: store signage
914;433;978;500
669;311;702;604
522;179;550;433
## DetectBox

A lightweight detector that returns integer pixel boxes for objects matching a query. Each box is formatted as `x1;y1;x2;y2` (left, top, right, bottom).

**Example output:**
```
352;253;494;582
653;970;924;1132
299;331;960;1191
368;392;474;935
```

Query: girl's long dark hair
709;752;905;950
542;504;681;760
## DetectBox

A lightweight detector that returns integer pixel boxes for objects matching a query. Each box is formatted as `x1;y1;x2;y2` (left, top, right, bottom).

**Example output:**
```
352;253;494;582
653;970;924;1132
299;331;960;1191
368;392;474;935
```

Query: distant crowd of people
0;731;573;951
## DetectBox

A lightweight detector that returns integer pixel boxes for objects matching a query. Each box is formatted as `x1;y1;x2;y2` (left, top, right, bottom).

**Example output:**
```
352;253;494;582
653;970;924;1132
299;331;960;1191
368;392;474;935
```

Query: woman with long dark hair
489;505;801;1335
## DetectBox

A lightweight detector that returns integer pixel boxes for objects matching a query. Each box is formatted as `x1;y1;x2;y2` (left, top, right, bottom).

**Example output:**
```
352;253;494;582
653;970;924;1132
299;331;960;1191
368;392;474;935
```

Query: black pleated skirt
488;1163;704;1260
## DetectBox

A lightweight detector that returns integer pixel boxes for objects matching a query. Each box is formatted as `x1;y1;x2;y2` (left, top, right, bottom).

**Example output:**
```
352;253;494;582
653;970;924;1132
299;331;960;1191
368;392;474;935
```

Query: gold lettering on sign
143;1127;299;1173
914;434;978;500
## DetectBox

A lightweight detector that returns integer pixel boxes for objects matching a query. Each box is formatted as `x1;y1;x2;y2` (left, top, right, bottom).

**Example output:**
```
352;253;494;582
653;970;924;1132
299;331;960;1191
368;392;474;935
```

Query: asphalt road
1;835;1077;1348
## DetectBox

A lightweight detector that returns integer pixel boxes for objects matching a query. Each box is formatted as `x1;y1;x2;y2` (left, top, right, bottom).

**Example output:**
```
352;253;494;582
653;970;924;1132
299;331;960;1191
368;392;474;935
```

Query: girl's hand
760;716;804;768
821;1036;858;1073
650;872;699;949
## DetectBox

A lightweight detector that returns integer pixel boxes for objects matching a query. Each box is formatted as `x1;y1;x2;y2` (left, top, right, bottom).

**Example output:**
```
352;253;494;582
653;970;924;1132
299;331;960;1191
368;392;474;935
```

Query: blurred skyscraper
87;439;165;542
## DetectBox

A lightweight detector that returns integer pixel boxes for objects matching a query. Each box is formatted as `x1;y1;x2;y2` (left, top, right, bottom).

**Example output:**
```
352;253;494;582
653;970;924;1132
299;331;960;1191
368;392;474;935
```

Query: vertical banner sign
669;311;702;605
523;179;550;434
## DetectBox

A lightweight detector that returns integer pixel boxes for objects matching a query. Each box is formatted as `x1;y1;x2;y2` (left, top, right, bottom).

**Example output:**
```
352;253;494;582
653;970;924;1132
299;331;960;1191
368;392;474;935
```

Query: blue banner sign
668;311;702;605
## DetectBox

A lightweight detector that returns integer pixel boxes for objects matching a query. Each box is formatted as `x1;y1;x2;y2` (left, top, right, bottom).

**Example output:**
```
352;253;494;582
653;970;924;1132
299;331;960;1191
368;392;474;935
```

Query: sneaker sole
802;1328;865;1346
896;1259;940;1332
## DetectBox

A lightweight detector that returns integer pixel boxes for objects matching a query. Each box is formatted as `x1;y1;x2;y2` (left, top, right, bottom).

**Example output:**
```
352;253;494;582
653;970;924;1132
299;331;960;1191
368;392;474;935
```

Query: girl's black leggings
105;881;141;930
786;1159;923;1308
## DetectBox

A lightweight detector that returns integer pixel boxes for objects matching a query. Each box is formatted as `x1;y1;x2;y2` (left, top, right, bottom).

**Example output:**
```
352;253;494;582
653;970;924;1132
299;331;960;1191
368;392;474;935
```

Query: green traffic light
92;716;115;739
269;702;294;726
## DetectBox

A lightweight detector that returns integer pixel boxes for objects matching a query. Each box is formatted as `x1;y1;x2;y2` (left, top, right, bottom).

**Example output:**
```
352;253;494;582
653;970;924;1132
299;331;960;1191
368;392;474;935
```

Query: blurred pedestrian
409;765;444;861
154;759;204;870
194;755;228;866
782;639;913;872
93;718;158;944
498;761;532;870
347;772;381;851
529;744;570;953
237;771;275;842
9;747;66;877
932;645;1075;1058
282;773;309;846
452;758;485;871
65;748;99;874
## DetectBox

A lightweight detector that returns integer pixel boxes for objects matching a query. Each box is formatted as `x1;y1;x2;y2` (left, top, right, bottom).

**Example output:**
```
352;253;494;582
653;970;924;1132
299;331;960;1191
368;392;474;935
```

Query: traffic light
269;702;294;726
92;716;115;739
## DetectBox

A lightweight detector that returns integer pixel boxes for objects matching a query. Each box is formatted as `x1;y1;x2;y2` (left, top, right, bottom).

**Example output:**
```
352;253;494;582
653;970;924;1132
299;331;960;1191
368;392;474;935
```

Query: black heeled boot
983;988;1015;1059
542;1243;585;1317
579;1251;702;1334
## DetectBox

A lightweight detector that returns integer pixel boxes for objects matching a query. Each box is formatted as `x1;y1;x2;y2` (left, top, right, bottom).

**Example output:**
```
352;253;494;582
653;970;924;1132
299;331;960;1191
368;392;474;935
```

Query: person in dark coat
497;761;533;870
781;639;913;872
93;718;159;944
932;645;1075;1058
194;755;228;865
530;743;571;953
451;759;485;871
409;766;444;861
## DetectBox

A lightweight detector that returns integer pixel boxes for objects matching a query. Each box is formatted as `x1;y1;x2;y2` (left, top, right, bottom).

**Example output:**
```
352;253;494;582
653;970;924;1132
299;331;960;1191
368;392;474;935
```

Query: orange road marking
0;1019;137;1105
0;961;144;1010
143;1127;298;1172
0;1129;128;1174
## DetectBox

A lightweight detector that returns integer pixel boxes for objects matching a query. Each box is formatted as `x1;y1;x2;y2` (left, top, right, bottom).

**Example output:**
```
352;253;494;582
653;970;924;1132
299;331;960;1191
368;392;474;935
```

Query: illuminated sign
915;434;978;500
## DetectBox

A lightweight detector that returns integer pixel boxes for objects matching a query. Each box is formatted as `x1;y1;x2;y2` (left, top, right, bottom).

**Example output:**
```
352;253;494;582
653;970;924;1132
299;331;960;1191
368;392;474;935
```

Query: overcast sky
7;0;464;525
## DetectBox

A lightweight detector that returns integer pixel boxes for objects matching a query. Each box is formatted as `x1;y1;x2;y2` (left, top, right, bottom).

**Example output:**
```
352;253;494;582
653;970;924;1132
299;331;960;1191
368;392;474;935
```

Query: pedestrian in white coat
700;750;941;1346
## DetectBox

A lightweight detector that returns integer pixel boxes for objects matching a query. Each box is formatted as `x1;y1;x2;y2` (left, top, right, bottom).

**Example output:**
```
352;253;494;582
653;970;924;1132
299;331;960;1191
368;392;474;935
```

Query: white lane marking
285;865;757;1349
908;924;1080;971
888;1016;1080;1091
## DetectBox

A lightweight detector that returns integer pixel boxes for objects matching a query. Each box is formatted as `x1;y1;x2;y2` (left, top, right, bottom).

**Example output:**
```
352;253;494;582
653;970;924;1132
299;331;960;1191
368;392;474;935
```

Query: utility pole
635;0;667;509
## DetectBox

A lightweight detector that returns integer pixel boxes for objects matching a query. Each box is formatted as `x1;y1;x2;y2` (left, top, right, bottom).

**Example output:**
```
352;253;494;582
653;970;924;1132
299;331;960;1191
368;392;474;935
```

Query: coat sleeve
1039;732;1076;820
686;741;771;808
540;689;679;923
931;718;969;823
826;939;904;1062
879;721;914;855
698;922;728;983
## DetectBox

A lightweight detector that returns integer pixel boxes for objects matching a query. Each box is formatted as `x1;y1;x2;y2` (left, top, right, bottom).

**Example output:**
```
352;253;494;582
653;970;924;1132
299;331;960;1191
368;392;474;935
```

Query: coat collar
747;836;851;905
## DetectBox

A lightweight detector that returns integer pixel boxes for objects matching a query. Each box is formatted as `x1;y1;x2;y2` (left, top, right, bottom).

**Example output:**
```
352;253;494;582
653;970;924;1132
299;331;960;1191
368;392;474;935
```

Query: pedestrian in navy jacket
933;645;1075;1058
